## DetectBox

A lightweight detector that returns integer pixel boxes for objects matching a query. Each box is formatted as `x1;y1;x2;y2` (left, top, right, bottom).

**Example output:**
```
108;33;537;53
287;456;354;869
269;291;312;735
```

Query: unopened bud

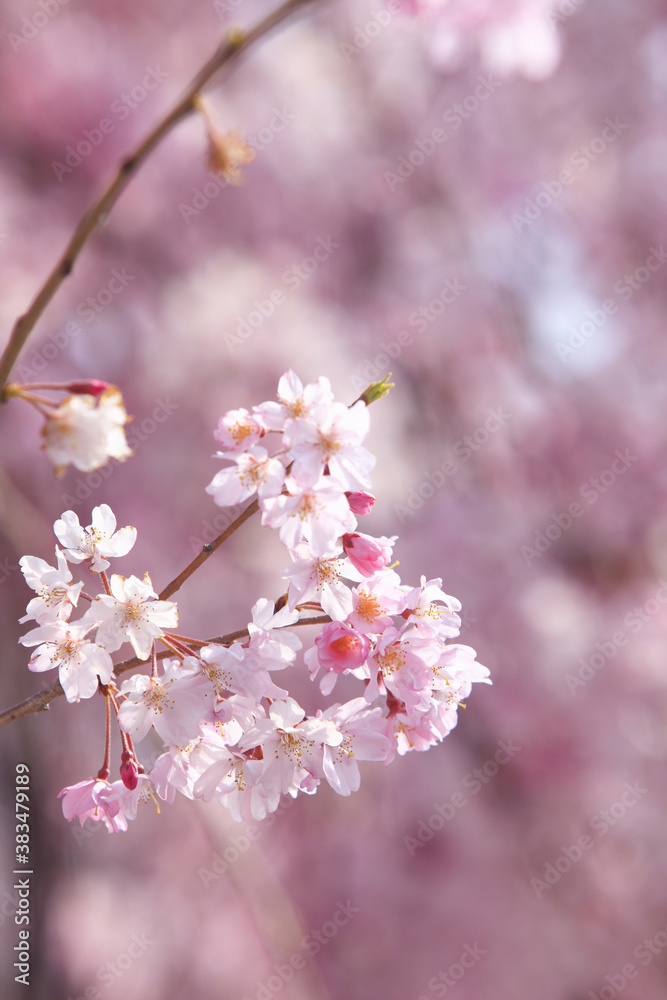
346;491;376;515
65;380;109;397
120;756;139;791
358;374;394;406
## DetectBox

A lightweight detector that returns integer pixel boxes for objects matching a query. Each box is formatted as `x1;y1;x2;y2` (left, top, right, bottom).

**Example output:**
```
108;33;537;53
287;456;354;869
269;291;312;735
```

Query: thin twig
159;497;259;600
0;0;320;394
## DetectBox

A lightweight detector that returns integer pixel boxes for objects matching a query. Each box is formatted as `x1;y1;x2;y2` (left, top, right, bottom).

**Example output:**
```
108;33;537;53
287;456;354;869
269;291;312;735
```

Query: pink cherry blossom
205;446;285;506
213;407;265;451
318;699;391;795
403;576;462;636
284;400;375;491
19;547;83;624
199;641;289;702
238;697;343;796
282;548;360;620
261;475;356;556
58;778;128;833
347;569;408;635
99;774;158;823
117;660;211;745
19;618;114;703
41;386;132;476
311;622;371;673
253;370;334;431
54;504;136;572
346;491;376;515
245;598;302;669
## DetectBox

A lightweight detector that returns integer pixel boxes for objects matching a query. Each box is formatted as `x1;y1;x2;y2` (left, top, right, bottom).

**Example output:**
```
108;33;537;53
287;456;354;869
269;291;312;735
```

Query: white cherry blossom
253;370;334;431
84;573;178;659
206;445;285;506
19;618;114;703
41;386;132;476
238;697;343;795
213;408;265;451
19;547;83;624
285;400;375;491
117;660;211;745
54;504;136;573
283;547;360;620
261;474;356;556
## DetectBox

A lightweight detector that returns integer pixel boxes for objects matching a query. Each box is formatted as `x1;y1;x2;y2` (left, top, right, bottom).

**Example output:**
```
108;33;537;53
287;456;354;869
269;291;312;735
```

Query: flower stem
96;689;112;781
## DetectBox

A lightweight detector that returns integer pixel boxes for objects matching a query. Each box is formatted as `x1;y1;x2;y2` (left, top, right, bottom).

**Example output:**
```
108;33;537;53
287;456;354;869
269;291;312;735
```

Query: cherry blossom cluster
17;372;489;833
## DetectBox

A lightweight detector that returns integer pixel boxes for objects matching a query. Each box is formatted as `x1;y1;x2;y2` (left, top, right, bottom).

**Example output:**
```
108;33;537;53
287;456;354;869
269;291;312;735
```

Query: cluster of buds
18;372;489;833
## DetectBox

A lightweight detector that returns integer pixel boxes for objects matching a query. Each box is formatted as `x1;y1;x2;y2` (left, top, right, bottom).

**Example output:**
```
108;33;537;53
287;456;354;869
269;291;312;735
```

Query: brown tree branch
0;0;321;394
159;498;259;600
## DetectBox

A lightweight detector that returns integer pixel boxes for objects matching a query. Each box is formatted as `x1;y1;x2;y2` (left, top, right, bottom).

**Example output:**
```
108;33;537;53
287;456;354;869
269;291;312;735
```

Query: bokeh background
2;0;667;997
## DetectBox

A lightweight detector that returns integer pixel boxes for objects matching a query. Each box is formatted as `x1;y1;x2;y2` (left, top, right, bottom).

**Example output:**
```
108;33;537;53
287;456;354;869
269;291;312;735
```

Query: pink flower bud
65;380;110;397
314;622;370;673
342;532;394;576
120;756;139;791
346;491;376;515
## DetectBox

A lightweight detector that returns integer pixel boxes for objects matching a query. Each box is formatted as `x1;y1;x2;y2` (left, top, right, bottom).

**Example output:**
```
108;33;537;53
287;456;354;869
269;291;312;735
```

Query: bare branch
0;0;321;394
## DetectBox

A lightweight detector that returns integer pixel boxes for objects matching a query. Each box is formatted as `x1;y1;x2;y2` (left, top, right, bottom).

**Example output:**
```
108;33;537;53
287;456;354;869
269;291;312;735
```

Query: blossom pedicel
18;372;490;832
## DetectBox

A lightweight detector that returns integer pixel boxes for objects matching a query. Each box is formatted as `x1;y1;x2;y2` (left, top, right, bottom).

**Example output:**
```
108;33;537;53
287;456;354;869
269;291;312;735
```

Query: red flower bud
346;491;376;515
65;380;109;397
120;757;139;791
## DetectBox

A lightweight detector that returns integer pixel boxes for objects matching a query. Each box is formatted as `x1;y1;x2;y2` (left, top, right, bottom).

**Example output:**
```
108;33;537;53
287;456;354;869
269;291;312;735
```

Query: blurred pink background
2;0;667;997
